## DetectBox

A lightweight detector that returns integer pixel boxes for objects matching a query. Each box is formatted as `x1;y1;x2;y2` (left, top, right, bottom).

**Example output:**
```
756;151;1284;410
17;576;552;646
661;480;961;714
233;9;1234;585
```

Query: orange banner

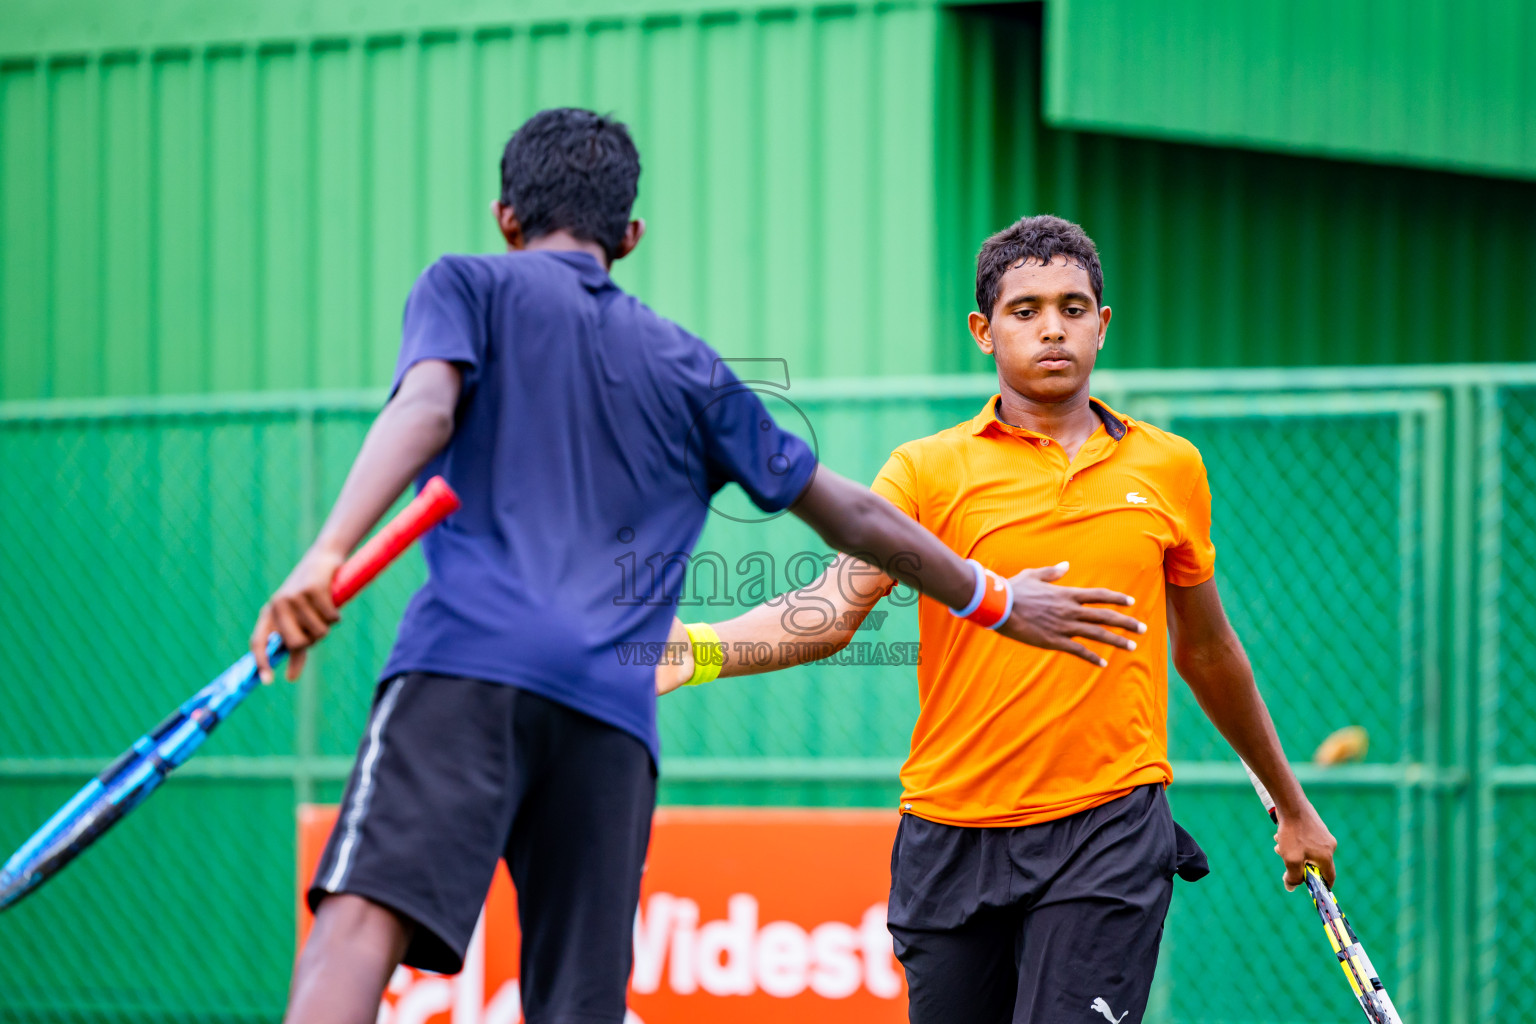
298;805;906;1024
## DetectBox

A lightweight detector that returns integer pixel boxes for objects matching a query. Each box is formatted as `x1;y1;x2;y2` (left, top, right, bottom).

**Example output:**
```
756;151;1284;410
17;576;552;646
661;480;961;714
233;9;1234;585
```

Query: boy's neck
516;230;610;268
995;382;1100;457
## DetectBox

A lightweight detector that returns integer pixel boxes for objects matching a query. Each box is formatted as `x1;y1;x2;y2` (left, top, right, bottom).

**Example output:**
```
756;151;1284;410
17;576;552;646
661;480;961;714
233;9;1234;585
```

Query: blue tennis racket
0;477;460;912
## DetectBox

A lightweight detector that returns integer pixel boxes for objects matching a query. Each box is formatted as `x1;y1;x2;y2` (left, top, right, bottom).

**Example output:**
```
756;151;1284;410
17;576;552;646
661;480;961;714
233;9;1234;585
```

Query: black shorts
887;784;1208;1024
308;673;656;1023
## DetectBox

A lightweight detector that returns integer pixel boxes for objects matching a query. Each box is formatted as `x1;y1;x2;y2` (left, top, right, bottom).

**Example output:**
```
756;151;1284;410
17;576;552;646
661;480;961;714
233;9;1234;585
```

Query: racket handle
330;476;461;606
1241;759;1280;824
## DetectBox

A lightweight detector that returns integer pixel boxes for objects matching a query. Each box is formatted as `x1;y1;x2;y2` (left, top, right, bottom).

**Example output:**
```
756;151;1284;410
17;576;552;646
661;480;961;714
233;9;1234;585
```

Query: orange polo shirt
870;396;1216;828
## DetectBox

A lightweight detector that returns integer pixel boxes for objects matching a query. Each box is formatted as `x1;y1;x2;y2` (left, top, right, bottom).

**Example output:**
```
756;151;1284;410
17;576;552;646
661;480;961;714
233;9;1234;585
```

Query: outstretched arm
657;554;885;694
656;468;1154;693
249;360;463;682
711;554;889;677
790;466;1145;665
1167;577;1338;889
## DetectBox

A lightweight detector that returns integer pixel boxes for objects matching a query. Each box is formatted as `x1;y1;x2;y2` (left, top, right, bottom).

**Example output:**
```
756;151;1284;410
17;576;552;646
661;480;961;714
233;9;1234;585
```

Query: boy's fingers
290;597;332;644
1282;858;1306;892
1018;560;1070;583
1058;639;1109;669
309;587;341;625
1077;606;1147;634
250;607;275;683
1066;587;1136;607
1072;624;1136;652
287;648;307;683
1312;854;1337;888
271;602;313;653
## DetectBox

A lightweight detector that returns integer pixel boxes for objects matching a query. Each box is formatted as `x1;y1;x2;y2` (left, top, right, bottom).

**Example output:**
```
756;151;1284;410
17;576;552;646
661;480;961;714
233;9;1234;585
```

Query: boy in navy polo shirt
250;109;1145;1024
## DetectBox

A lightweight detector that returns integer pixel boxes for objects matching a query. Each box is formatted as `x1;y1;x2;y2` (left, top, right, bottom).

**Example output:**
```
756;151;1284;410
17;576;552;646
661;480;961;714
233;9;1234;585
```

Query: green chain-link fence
0;365;1531;1023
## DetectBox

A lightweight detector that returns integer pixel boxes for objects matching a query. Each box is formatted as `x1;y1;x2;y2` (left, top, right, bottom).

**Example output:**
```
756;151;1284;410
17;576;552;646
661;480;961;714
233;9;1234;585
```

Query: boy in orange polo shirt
664;216;1339;1023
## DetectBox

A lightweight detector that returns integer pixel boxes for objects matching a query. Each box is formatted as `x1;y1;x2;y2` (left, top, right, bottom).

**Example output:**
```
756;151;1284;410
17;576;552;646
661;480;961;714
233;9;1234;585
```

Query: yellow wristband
682;622;725;686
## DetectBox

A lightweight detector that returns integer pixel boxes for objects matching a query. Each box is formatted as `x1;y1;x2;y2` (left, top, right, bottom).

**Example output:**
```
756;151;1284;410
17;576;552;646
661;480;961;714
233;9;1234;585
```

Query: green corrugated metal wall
0;2;941;400
1045;0;1536;180
5;1;1536;399
936;6;1536;371
1;0;845;53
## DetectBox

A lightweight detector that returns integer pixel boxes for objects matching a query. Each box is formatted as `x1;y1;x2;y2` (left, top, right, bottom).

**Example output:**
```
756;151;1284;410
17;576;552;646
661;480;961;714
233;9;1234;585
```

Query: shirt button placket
1059;464;1083;510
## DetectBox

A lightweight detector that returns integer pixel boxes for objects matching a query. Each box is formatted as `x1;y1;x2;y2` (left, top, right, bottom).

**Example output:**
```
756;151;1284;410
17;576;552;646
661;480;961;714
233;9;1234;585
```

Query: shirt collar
970;394;1132;441
543;249;615;293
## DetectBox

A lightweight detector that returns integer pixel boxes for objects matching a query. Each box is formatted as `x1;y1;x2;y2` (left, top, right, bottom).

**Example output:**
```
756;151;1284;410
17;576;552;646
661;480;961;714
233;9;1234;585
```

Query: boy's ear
968;311;995;356
610;219;646;262
491;201;524;250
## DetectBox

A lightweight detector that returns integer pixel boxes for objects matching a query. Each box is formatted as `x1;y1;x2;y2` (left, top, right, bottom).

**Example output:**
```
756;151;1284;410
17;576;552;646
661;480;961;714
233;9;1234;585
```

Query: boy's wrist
310;534;351;561
682;622;724;686
1269;781;1311;820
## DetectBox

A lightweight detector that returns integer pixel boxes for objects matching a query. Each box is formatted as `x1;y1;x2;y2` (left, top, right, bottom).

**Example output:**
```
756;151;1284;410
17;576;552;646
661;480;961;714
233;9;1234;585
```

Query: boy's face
967;255;1111;404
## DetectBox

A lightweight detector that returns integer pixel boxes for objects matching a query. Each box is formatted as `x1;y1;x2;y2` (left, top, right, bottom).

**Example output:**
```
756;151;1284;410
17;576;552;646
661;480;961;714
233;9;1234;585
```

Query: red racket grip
329;476;461;607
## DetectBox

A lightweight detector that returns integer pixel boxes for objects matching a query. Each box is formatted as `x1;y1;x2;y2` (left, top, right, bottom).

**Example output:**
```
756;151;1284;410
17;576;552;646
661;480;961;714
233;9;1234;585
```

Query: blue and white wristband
948;558;1013;630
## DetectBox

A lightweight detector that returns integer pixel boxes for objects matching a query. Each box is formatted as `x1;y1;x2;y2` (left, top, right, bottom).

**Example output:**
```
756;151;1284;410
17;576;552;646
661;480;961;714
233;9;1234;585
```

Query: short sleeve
692;362;818;513
392;257;487;396
1165;453;1217;586
870;448;920;521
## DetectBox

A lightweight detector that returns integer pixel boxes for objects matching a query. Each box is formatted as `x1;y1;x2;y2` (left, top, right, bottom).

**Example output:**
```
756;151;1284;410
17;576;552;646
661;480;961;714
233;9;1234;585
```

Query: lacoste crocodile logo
1125;492;1148;505
1091;997;1129;1023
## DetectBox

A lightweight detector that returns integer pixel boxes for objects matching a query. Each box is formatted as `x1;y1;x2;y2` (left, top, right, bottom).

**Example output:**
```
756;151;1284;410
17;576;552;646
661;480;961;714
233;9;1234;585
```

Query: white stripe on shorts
322;676;406;893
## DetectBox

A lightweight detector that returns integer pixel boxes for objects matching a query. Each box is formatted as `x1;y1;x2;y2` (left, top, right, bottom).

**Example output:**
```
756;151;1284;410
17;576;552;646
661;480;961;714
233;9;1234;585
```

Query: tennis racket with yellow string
1241;760;1404;1024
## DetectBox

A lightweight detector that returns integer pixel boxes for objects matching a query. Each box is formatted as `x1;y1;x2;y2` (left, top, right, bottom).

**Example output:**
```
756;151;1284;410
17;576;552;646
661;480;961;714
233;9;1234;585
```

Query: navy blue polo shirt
378;250;817;762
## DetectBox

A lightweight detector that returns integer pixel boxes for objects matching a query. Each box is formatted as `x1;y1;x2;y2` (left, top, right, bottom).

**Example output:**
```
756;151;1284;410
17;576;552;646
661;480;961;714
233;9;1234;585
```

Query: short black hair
500;108;641;260
975;214;1103;316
